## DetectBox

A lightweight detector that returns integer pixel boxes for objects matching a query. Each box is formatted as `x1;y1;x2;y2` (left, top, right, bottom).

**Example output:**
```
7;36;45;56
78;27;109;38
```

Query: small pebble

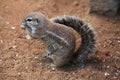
39;63;42;66
108;40;112;44
0;59;2;62
18;72;21;76
118;40;120;43
51;67;55;71
113;76;117;79
98;31;102;33
106;65;110;68
0;40;3;43
25;66;28;69
104;72;110;77
116;51;120;54
98;43;101;46
12;45;17;49
34;56;38;59
103;44;107;48
5;21;10;25
11;27;16;30
16;54;19;57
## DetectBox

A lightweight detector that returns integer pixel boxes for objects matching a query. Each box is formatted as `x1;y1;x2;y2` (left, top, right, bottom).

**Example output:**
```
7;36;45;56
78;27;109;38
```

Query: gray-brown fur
22;12;96;67
52;16;96;62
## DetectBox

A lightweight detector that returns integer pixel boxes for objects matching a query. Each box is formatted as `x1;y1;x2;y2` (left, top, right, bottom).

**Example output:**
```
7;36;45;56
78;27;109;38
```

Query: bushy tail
51;16;96;62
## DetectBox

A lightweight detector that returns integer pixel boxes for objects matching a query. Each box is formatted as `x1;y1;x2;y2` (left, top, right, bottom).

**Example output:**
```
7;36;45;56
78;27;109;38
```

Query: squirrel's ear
36;19;40;23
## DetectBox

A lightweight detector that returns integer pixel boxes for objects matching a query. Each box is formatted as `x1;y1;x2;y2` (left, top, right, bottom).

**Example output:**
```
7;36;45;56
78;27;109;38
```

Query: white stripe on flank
46;30;70;46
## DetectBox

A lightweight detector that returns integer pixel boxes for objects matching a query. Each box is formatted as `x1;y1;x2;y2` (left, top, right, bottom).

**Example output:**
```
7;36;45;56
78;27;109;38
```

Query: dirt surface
0;0;120;80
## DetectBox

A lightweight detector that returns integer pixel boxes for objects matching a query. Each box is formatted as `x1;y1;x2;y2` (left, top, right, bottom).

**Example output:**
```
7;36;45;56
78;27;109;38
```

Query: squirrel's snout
20;24;26;29
21;19;28;29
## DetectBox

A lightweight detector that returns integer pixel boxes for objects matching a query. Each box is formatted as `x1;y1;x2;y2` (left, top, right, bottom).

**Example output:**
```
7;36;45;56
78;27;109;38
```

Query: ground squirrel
21;12;96;67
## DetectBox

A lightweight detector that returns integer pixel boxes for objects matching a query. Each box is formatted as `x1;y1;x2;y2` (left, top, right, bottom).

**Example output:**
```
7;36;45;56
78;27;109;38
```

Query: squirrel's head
21;12;47;38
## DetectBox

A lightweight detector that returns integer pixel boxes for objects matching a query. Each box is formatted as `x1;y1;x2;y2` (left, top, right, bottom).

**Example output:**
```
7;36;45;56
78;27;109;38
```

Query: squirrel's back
51;16;96;62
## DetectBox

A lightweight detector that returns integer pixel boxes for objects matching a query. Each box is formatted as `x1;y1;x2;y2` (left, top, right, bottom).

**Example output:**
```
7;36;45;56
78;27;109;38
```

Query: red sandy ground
0;0;120;80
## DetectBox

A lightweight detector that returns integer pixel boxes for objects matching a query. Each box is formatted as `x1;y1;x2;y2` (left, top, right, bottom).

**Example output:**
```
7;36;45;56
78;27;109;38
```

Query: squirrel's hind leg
51;48;74;67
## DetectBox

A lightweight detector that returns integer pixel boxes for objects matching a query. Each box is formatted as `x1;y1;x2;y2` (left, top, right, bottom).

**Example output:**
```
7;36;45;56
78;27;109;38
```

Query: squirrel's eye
26;18;33;22
26;18;39;25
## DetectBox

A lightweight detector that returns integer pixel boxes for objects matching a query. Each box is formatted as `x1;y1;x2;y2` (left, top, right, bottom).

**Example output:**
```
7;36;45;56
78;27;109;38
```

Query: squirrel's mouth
21;23;32;31
21;23;40;38
26;26;32;31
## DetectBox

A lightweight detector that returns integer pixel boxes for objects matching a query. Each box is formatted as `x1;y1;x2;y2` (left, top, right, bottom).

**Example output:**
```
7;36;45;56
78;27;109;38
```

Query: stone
104;72;110;77
89;0;120;16
11;26;16;30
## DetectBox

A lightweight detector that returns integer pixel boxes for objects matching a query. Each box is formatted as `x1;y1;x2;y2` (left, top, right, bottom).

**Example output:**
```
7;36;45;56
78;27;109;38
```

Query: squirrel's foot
72;60;85;68
47;63;57;70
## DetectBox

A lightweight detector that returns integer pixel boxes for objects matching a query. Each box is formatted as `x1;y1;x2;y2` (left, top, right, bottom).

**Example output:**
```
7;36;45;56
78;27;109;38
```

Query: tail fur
51;16;96;62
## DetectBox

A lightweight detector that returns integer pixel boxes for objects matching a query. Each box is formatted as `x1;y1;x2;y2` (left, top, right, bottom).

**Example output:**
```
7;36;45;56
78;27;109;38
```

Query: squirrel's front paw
26;35;32;40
